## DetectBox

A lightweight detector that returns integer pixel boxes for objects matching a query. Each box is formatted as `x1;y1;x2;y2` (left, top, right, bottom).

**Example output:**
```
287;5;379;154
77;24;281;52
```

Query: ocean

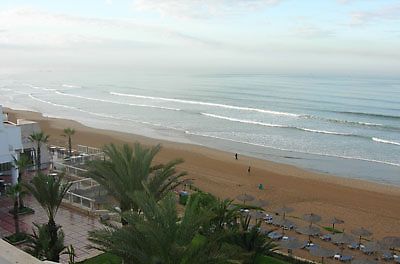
1;71;399;185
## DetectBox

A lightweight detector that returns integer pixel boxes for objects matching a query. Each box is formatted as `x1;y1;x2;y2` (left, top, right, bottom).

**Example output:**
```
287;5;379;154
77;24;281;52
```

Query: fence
63;191;95;211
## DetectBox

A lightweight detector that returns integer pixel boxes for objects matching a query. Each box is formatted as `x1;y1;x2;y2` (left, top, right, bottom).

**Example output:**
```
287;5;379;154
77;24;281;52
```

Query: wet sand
5;107;400;242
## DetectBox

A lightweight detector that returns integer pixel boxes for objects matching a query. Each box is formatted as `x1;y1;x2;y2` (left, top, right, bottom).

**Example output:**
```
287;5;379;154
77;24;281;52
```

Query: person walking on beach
247;166;251;174
235;153;238;160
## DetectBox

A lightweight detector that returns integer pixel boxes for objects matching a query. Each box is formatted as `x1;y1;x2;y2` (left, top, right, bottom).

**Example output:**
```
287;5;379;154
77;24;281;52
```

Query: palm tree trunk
48;218;60;262
14;199;20;234
37;143;41;172
18;172;24;209
68;136;72;157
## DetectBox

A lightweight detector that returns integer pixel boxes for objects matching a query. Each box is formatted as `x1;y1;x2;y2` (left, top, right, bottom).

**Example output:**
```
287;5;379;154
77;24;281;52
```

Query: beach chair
382;251;393;261
267;231;283;240
320;234;332;241
339;255;352;262
348;242;359;249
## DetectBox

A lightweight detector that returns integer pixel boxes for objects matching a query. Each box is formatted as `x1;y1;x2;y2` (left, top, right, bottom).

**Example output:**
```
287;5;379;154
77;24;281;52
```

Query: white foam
28;94;182;132
110;92;300;117
300;128;352;136
185;131;400;167
372;137;400;146
201;113;286;128
62;84;81;89
201;112;353;136
25;84;56;91
55;91;181;111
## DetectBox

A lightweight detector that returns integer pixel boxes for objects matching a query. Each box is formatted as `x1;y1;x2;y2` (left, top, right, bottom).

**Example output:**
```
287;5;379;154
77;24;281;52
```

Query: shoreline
4;107;400;238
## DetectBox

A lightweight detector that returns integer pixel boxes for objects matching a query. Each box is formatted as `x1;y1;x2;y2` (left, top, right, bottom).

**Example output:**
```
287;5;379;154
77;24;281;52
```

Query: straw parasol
331;232;355;245
351;227;372;246
279;238;303;255
330;217;344;233
296;226;321;242
309;247;335;264
351;259;378;264
182;179;194;190
364;241;387;253
273;218;295;235
250;199;269;208
382;236;400;249
273;218;295;228
332;232;356;254
276;205;294;219
236;193;255;204
249;211;265;220
302;213;322;226
279;238;303;250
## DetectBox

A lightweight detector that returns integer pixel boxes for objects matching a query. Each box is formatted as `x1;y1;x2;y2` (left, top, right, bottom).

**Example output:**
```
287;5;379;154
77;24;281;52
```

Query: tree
62;128;75;157
26;223;65;261
6;183;26;235
86;142;186;214
12;153;32;209
29;132;49;171
24;173;71;262
89;191;239;264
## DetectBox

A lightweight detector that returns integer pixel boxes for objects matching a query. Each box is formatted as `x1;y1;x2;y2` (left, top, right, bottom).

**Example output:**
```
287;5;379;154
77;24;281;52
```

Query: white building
0;105;22;186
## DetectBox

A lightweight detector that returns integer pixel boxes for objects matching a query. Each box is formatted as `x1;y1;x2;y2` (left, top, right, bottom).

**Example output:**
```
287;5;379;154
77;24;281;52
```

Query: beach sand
5;107;400;241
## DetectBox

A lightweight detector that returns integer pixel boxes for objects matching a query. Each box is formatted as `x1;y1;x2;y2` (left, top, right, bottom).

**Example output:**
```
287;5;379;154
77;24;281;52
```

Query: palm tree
25;223;65;261
6;183;26;235
12;153;32;209
29;132;49;171
62;128;75;157
24;173;71;262
89;191;239;264
86;142;186;214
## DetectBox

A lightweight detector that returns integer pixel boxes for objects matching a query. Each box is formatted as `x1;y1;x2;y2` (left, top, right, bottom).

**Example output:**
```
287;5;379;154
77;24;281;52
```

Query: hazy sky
1;0;400;76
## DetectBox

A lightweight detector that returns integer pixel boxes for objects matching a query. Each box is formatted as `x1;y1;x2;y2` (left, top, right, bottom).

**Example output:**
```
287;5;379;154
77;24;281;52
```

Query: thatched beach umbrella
236;193;255;204
182;179;194;190
279;238;303;255
332;232;356;254
302;213;322;226
382;236;400;249
364;241;387;253
351;259;378;264
250;199;269;208
296;226;321;242
249;211;265;222
330;217;344;233
351;227;372;246
309;247;335;264
276;205;294;219
332;232;355;245
273;218;295;228
273;218;295;235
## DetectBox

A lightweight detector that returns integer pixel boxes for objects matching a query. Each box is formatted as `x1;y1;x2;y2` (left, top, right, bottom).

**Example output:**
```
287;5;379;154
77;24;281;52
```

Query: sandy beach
5;107;400;241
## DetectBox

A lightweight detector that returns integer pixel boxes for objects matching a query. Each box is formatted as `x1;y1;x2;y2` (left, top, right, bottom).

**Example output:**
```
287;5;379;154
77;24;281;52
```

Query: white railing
53;161;88;177
63;191;95;211
69;177;99;191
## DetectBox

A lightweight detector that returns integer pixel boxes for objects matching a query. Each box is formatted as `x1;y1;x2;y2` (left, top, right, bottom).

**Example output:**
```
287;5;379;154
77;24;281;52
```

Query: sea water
1;71;399;185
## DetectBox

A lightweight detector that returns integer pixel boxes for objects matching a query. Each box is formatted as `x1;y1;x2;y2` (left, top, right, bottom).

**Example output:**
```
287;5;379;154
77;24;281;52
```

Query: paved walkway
0;194;103;262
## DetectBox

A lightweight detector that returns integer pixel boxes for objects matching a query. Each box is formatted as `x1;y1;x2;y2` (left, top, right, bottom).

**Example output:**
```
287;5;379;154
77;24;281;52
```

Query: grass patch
4;232;29;245
255;255;290;264
9;206;35;215
323;226;342;233
78;253;121;264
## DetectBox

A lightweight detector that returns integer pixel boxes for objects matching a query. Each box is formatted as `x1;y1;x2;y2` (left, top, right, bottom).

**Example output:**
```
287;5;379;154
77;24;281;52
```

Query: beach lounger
301;242;319;250
267;231;283;240
320;234;332;241
382;252;393;261
339;255;352;262
348;242;359;249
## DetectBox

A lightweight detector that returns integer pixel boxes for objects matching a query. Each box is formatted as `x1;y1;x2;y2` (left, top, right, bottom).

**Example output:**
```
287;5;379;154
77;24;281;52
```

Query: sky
0;0;400;76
